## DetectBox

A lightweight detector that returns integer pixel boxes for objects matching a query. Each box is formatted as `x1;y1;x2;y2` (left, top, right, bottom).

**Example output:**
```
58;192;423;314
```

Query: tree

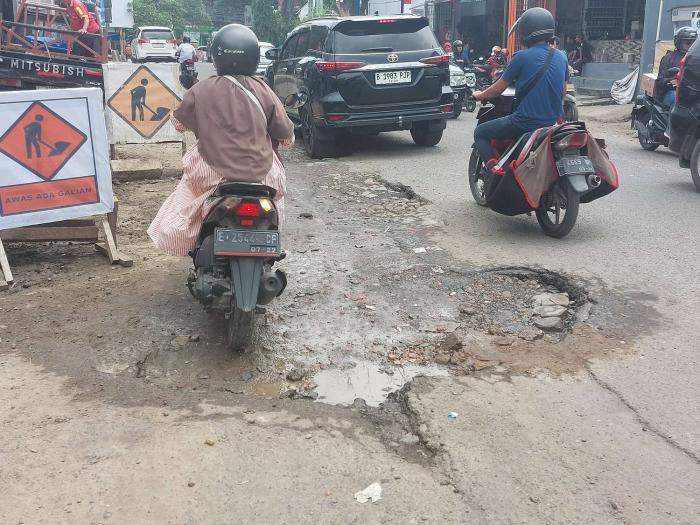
251;0;299;46
132;0;211;35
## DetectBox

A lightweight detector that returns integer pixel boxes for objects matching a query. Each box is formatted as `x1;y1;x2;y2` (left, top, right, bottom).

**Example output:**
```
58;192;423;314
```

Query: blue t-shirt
501;43;569;129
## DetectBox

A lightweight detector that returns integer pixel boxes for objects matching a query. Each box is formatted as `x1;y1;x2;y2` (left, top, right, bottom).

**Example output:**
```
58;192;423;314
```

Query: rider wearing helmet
148;24;294;256
453;39;465;64
657;27;698;109
472;7;568;173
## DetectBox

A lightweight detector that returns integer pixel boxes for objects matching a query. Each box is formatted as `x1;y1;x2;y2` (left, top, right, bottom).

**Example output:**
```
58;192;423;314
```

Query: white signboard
109;0;135;29
104;63;185;145
0;88;113;230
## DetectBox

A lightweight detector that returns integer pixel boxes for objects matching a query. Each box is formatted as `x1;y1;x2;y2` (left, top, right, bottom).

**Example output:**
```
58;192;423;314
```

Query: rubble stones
533;305;567;318
534;317;564;332
532;292;570;308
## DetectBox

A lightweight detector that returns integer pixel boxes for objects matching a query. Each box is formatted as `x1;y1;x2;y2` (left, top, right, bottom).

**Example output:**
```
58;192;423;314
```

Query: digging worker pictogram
131;78;148;121
23;114;44;159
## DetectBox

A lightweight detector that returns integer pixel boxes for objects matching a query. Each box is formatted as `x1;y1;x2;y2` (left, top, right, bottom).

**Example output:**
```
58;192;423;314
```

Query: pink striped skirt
147;143;286;257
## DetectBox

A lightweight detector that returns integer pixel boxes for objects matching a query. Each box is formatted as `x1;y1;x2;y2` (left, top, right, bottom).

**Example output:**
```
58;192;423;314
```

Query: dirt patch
0;144;647;413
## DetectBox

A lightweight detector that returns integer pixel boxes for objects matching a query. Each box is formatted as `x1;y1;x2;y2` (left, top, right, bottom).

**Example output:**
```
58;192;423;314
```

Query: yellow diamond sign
107;66;182;139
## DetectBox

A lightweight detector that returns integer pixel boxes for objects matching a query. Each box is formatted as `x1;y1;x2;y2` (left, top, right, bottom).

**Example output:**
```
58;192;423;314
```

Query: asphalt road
338;108;700;521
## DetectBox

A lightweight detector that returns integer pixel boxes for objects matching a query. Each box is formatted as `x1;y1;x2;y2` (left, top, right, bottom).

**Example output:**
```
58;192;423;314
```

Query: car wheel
301;107;337;159
411;122;443;147
689;138;700;192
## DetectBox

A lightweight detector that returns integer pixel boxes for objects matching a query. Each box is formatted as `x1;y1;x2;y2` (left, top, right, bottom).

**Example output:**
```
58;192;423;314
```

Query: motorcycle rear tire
450;102;463;119
564;101;579;122
226;307;255;352
536;181;580;239
689;139;700;192
634;117;660;151
468;149;489;207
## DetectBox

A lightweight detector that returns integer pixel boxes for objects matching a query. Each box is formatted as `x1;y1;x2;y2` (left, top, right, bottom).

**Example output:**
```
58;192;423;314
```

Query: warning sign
0;88;112;230
107;66;182;139
0;101;87;182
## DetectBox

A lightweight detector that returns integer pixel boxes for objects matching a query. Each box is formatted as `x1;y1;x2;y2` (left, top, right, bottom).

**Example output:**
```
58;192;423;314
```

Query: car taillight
421;55;450;65
677;54;688;98
378;18;397;23
440;104;453;113
138;38;150;45
316;61;365;73
554;133;588;150
168;38;177;45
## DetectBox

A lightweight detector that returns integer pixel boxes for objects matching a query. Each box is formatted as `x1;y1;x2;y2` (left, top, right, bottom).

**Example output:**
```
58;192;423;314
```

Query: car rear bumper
314;88;454;130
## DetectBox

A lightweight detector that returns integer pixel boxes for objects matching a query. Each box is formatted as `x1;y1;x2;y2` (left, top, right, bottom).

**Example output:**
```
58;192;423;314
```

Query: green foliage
132;0;211;35
251;0;300;46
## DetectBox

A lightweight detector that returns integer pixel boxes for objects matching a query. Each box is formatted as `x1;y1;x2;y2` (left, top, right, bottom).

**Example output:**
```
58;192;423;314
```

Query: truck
0;0;108;91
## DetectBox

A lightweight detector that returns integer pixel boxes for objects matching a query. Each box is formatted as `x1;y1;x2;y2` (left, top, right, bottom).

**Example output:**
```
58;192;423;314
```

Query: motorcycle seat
214;182;277;199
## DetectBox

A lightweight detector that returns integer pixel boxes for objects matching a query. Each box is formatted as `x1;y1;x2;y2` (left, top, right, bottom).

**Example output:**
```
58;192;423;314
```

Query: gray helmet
675;26;698;51
212;24;259;76
453;40;463;47
510;7;555;47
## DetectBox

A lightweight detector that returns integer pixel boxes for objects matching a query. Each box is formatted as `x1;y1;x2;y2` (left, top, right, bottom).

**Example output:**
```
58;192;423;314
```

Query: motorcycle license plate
186;65;195;71
214;229;281;257
557;157;594;176
375;71;411;85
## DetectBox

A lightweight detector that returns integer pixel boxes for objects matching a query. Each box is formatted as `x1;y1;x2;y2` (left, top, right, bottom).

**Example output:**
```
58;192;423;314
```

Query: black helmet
510;7;555;47
212;24;259;76
675;26;698;51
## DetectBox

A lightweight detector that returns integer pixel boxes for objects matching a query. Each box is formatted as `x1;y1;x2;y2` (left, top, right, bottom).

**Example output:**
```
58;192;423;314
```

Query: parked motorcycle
468;89;619;238
179;59;198;89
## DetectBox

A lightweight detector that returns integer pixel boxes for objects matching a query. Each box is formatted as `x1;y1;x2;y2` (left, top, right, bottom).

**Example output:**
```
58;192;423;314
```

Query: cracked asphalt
1;105;699;524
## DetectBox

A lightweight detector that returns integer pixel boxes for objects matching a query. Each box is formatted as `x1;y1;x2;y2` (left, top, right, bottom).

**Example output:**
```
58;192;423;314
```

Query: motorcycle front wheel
564;101;579;122
468;148;489;206
466;99;477;113
536;181;580;239
226;307;255;351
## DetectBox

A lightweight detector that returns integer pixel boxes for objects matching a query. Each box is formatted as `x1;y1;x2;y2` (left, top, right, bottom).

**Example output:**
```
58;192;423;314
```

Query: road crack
587;366;700;465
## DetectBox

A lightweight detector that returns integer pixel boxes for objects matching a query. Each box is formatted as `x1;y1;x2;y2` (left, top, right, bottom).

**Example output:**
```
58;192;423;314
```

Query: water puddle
313;361;448;407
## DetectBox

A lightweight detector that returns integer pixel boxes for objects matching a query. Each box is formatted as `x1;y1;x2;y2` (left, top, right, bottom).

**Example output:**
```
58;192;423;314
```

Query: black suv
669;38;700;190
265;15;454;158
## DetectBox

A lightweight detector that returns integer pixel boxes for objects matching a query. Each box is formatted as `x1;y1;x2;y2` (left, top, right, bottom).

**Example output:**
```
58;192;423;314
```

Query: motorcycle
472;57;493;91
179;59;198;89
468;89;619;238
187;183;287;350
449;62;477;117
564;77;579;122
631;93;672;151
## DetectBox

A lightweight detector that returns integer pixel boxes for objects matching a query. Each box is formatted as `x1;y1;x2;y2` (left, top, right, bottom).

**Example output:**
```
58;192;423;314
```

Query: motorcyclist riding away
176;36;196;63
148;24;294;256
656;27;698;109
472;8;568;175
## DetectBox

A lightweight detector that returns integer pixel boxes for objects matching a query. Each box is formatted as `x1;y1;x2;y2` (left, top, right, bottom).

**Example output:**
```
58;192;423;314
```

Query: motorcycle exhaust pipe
587;174;602;188
257;270;287;305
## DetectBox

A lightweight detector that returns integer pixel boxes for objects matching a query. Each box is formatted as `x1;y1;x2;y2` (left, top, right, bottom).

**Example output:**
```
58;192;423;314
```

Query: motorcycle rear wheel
468;149;489;206
226;308;255;352
689;139;700;192
466;99;477;113
634;117;660;151
536;181;580;239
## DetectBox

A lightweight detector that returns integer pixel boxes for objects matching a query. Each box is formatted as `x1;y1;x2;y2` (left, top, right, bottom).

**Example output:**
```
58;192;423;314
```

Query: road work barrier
0;87;130;289
104;63;185;149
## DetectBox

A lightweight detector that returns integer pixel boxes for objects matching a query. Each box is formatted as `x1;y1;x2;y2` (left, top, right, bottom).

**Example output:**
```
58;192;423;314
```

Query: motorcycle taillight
554;133;588;150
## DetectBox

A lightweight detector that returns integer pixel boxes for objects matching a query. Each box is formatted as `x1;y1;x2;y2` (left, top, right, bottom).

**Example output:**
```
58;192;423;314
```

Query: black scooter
631;68;678;151
631;93;671;151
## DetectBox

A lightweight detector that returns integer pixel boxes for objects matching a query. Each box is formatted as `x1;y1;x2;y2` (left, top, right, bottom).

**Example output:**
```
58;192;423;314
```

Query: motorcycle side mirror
668;67;680;75
284;92;309;109
265;48;280;61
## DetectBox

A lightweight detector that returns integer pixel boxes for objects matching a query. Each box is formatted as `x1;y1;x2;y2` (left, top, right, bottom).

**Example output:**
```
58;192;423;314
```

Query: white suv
131;27;177;62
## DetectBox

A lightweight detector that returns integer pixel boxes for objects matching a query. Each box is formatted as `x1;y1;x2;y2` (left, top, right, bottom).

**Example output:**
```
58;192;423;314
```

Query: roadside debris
354;482;382;504
448;412;459;420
